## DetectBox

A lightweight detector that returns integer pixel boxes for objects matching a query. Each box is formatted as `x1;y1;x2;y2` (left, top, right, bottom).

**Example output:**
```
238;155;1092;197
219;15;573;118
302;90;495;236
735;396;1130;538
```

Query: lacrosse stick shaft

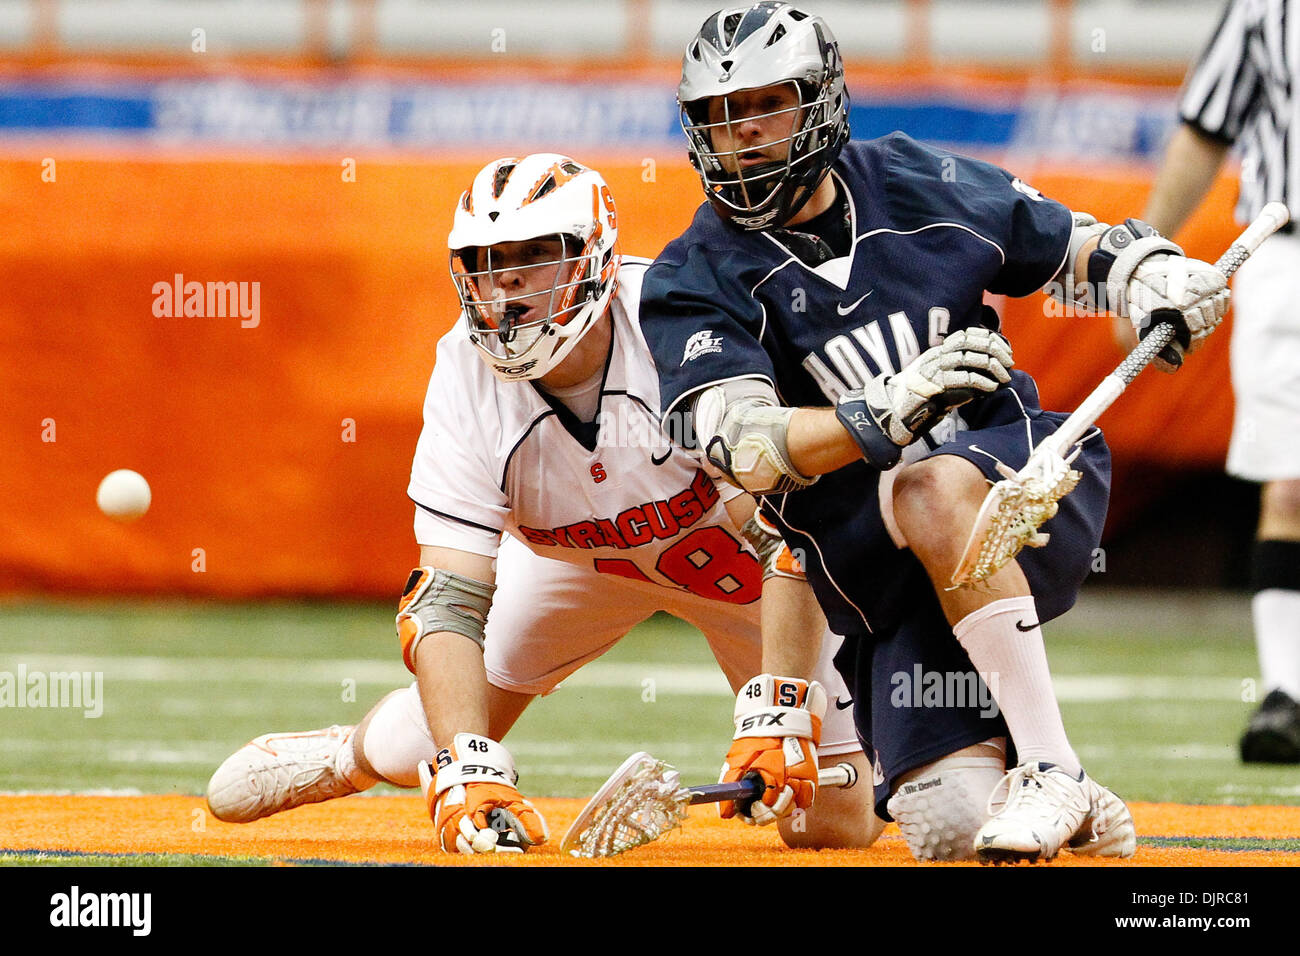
686;761;857;805
1037;323;1175;459
1039;201;1290;460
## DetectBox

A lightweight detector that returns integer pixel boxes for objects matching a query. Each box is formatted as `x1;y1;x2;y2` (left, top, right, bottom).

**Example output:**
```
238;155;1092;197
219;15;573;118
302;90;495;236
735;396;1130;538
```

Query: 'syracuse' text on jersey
640;133;1075;635
408;257;762;606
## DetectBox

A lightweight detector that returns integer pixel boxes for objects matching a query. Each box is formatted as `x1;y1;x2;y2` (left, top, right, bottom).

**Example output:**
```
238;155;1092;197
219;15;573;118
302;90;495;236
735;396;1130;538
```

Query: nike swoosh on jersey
836;290;873;315
650;448;672;466
833;696;854;711
1015;620;1040;632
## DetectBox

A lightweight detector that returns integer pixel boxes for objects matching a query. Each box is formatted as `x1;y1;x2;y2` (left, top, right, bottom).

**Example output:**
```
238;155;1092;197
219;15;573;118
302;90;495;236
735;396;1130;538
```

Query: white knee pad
360;682;438;788
886;740;1007;861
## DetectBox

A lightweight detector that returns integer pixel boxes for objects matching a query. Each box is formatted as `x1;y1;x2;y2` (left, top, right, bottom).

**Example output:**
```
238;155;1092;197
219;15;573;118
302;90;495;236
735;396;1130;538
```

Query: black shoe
1240;689;1300;764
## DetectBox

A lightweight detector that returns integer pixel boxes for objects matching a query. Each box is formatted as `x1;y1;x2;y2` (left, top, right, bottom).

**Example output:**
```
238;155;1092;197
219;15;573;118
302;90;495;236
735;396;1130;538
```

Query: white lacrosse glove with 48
719;674;826;826
418;733;548;854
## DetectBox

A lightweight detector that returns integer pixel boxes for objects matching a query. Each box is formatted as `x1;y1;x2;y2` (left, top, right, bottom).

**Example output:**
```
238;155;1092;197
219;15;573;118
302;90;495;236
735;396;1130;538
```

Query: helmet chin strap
776;180;819;226
734;160;785;200
539;308;612;390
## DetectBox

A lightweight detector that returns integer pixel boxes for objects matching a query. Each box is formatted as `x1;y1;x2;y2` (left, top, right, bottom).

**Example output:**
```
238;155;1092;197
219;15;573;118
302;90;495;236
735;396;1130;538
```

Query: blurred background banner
0;0;1251;597
0;74;1178;159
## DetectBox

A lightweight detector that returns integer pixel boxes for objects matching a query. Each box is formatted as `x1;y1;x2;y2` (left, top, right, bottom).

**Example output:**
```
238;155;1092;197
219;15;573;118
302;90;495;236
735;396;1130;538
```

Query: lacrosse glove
419;733;548;854
835;327;1013;470
719;675;826;826
1089;218;1229;372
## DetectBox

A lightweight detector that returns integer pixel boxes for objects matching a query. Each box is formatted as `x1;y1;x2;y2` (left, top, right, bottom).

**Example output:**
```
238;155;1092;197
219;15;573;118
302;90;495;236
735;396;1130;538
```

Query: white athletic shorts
483;534;861;756
1227;233;1300;482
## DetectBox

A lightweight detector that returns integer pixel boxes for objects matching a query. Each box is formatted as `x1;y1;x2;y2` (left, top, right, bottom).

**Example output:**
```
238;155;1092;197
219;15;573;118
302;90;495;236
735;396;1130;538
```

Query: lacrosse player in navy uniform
1134;0;1300;763
642;2;1229;862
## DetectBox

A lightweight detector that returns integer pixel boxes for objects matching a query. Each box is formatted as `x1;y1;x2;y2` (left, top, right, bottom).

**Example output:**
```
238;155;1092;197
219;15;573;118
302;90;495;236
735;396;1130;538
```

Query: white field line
1216;784;1300;798
0;655;730;695
0;655;409;684
0;789;145;797
1075;743;1237;761
0;655;1248;701
0;739;230;764
1050;675;1245;702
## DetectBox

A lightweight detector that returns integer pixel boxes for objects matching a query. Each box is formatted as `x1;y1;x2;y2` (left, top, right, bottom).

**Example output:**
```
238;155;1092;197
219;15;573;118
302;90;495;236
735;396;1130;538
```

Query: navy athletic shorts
835;396;1111;819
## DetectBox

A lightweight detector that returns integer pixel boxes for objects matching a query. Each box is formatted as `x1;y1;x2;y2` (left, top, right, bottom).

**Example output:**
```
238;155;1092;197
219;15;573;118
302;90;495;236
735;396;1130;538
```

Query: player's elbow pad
396;567;496;673
693;382;816;496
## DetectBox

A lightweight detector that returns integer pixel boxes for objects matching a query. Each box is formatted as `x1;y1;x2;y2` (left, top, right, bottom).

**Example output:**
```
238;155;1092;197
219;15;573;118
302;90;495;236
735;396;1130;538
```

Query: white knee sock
953;596;1080;777
358;682;439;788
1255;590;1300;701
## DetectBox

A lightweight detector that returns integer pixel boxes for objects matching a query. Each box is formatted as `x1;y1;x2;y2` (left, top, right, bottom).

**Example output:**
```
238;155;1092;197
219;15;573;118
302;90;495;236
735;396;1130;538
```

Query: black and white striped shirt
1180;0;1295;226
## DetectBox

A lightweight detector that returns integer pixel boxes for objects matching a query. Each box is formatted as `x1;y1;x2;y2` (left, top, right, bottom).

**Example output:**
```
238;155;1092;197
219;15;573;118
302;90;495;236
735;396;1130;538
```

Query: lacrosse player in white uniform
206;153;879;854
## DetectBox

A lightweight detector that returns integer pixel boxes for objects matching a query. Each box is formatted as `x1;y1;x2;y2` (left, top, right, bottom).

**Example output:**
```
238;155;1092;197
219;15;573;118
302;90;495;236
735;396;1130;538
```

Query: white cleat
973;761;1093;864
206;725;359;823
1068;777;1137;858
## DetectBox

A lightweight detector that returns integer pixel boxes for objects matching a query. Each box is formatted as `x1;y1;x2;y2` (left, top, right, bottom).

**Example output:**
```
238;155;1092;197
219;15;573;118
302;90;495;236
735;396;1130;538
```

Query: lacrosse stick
559;751;858;858
951;201;1291;588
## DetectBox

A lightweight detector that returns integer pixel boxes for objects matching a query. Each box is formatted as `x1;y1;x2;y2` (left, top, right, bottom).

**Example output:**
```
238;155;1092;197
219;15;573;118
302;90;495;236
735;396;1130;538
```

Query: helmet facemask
451;234;606;372
683;79;841;229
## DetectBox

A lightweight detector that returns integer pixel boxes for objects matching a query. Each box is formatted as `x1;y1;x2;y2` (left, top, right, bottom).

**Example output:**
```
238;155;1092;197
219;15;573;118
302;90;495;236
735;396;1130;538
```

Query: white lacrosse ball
471;828;499;853
97;469;151;522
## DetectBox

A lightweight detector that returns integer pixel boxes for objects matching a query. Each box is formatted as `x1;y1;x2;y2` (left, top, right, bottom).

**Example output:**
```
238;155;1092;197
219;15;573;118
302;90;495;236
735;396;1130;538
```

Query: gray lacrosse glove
834;327;1013;470
1122;253;1229;372
1088;218;1229;373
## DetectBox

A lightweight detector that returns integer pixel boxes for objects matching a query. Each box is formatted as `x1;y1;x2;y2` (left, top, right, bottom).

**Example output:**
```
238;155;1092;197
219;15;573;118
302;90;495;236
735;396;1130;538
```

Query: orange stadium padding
0;155;1243;597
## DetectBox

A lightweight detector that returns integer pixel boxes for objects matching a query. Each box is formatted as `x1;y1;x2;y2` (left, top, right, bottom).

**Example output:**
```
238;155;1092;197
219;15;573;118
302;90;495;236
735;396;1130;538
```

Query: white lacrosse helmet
679;2;849;230
448;154;621;382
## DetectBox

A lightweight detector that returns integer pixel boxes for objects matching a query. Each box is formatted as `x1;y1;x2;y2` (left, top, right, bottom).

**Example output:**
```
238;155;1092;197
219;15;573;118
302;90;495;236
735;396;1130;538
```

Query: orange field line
1;796;1298;867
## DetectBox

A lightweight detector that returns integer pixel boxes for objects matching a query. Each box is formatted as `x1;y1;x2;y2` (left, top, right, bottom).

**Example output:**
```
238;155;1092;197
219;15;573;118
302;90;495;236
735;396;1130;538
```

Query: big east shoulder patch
681;330;724;365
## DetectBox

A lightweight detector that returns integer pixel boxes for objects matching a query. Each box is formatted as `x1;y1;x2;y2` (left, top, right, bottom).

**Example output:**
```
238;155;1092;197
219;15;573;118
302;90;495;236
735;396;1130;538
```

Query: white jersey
407;257;761;606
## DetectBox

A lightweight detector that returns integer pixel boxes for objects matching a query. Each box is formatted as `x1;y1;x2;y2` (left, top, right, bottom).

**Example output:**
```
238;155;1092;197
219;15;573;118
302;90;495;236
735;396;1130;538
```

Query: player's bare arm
760;573;825;678
397;545;547;853
1145;123;1233;238
729;500;825;677
407;544;495;744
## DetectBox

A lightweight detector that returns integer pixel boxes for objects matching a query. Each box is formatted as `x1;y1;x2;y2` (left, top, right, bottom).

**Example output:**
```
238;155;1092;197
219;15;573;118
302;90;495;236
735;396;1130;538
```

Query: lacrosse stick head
560;752;691;858
950;445;1082;588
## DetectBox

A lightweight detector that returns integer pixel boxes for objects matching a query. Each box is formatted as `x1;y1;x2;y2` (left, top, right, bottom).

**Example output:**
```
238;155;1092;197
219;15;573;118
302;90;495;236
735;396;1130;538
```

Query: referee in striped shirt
1140;0;1300;762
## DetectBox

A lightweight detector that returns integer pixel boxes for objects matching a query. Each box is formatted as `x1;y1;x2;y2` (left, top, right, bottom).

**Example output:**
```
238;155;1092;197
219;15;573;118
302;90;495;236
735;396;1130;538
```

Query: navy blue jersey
641;133;1079;636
